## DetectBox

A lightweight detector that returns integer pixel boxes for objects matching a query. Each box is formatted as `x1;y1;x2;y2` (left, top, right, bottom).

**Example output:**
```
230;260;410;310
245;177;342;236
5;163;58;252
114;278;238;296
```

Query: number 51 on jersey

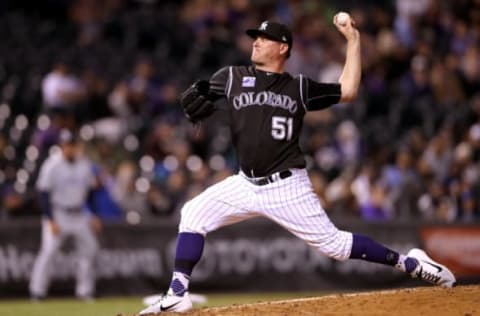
271;116;293;141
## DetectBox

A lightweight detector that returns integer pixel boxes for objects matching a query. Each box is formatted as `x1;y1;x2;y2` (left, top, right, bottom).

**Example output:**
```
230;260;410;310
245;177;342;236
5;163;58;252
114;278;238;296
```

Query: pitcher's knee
311;229;353;261
178;200;206;235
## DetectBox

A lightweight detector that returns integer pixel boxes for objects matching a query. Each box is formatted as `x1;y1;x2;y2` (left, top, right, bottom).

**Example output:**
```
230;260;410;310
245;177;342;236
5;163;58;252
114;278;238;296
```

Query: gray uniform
29;151;99;299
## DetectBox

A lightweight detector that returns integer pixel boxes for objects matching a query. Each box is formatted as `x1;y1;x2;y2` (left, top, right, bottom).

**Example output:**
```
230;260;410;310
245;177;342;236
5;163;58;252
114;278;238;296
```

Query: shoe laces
417;267;441;284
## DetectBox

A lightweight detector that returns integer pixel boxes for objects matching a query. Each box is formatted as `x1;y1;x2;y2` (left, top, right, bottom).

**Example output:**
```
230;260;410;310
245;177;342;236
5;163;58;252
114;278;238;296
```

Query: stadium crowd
0;0;480;223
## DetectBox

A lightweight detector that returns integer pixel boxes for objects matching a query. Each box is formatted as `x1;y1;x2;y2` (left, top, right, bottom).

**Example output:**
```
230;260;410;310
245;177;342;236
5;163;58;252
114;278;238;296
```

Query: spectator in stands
42;61;86;120
417;179;454;222
419;127;454;182
333;120;363;170
125;59;161;118
111;161;149;220
382;148;422;218
90;164;123;221
82;68;111;122
0;164;29;219
351;163;392;221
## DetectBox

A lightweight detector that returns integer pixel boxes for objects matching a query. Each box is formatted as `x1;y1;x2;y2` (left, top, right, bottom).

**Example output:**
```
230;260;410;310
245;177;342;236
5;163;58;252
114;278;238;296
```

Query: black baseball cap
246;21;293;57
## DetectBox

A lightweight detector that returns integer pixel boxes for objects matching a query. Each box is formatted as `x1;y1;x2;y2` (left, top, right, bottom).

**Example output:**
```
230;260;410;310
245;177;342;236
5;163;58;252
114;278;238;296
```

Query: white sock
395;254;418;273
395;254;408;272
168;271;190;296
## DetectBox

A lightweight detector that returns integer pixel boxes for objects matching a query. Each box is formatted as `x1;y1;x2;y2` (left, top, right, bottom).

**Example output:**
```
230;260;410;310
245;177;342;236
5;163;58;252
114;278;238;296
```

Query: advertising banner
421;226;480;277
0;219;447;297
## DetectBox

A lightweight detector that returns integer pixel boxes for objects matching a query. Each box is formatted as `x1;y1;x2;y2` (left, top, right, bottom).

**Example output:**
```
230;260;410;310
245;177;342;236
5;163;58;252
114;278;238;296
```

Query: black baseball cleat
138;291;193;315
407;248;456;288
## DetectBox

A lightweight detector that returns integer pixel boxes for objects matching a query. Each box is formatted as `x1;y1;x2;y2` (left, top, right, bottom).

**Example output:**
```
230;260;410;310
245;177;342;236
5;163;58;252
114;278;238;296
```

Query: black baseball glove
180;80;215;123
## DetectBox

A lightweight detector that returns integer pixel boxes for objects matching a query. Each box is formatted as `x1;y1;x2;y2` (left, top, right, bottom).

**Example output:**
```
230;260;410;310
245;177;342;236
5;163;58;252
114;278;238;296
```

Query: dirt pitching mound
178;285;479;316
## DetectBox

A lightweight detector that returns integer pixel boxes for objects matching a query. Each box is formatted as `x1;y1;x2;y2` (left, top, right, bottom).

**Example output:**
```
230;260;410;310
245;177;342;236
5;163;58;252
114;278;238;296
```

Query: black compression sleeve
86;188;100;215
39;191;53;219
303;77;342;111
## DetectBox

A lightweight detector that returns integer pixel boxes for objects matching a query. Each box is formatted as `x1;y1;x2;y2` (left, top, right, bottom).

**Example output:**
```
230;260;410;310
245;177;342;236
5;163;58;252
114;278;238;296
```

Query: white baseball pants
29;210;99;298
179;168;353;261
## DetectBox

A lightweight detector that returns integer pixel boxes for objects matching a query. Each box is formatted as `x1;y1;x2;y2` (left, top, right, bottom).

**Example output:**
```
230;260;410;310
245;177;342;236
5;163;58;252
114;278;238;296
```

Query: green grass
0;292;327;316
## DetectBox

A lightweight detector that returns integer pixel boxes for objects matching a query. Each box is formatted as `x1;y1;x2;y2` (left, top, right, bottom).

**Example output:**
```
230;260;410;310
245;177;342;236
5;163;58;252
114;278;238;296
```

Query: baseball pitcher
139;14;455;314
30;130;101;300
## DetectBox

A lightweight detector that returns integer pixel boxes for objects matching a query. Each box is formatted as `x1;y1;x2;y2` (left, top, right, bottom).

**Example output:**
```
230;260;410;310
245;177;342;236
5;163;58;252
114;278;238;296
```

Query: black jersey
209;65;341;177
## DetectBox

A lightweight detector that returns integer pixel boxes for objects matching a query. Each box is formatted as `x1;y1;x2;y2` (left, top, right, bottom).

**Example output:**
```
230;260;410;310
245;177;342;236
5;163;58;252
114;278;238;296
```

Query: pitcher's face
251;36;285;66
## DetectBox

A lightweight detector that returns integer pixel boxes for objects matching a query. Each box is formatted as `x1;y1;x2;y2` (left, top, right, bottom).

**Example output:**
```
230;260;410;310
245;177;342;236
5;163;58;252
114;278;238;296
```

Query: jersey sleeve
208;66;231;102
36;157;55;192
300;76;342;111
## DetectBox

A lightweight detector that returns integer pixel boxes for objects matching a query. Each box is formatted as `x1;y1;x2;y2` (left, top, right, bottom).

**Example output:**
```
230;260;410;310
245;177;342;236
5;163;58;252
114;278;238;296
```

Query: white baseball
336;12;350;26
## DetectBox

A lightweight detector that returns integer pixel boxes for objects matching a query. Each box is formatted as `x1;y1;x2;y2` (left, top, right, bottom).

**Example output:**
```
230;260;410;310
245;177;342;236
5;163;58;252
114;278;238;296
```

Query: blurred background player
139;14;456;315
29;129;102;301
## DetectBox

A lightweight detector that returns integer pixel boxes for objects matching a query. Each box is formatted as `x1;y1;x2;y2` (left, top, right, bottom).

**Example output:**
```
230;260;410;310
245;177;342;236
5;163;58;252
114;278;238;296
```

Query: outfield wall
0;218;478;297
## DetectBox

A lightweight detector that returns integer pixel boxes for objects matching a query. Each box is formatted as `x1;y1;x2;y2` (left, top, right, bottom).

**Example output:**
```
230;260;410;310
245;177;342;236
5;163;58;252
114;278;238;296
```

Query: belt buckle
262;170;291;185
245;170;292;186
